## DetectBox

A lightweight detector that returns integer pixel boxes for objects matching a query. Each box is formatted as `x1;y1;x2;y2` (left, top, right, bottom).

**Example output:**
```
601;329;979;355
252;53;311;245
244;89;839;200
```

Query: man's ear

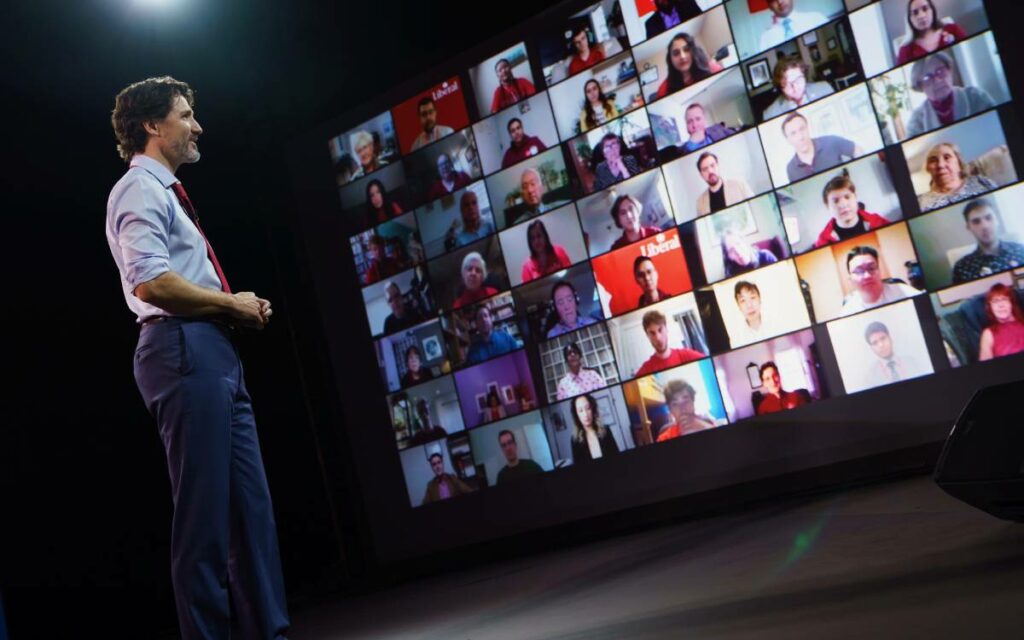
142;119;161;137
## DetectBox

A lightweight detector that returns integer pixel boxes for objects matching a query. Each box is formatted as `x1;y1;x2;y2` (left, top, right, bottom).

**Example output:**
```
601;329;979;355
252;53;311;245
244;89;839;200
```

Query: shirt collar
130;154;178;189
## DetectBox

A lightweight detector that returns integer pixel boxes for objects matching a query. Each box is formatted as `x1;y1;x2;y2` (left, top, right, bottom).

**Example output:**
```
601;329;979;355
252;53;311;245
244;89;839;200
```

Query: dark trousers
134;319;289;639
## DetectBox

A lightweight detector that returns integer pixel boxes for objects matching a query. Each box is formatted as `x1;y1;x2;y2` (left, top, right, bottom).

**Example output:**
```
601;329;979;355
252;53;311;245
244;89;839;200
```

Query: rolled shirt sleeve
111;179;172;290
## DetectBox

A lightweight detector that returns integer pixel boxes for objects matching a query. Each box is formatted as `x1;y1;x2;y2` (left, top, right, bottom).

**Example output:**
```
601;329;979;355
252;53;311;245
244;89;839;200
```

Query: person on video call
490;57;537;114
917;142;997;212
557;341;606;400
382;281;426;335
762;57;834;120
593;133;643;191
731;280;781;347
427;152;472;201
423;452;472;504
568;26;606;76
466;305;520;365
446;190;495;249
896;0;967;66
696;152;754;216
548;281;599;338
453;251;500;309
721;228;778;277
862;321;930;385
634;310;705;377
782;112;862;183
645;0;703;39
841;246;920;314
501;118;548;168
362;234;401;285
484;390;507;422
656;380;718;442
410;96;455;152
978;283;1024;361
634;255;671;308
755;361;810;415
570;393;621;462
952;199;1024;283
814;175;891;248
496;430;545;484
759;0;830;53
580;79;621;133
509;167;567;226
400;344;434;387
655;33;723;100
365;178;403;226
521;219;573;282
351;129;388;179
609;194;663;250
409;398;448;446
679;103;738;154
906;52;994;139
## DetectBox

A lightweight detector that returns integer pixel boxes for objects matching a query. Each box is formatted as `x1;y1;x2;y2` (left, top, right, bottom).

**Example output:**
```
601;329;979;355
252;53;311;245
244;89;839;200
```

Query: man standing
501;118;548;169
496;430;545;484
695;152;753;216
862;321;931;387
759;0;830;53
782;112;861;183
952;199;1024;283
841;246;920;314
466;305;521;364
106;77;288;639
634;310;704;377
679;103;737;154
410;97;454;152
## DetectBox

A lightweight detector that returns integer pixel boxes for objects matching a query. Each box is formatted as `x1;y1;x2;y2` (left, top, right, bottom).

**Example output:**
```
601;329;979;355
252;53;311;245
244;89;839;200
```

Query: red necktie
170;182;232;294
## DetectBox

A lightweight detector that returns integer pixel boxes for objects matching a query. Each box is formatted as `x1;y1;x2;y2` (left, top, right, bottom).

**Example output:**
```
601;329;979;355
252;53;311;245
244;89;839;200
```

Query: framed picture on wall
748;58;771;88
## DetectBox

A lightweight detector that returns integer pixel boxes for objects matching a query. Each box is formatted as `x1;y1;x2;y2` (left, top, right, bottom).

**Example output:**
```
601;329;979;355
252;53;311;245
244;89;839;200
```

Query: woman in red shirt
520;220;572;283
895;0;967;66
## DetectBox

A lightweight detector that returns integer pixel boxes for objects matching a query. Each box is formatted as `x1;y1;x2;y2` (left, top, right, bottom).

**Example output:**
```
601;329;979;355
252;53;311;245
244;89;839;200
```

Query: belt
141;315;236;330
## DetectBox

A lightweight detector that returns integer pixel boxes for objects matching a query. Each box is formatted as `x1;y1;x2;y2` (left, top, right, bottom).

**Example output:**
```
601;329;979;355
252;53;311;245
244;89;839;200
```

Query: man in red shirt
501;118;548;168
634;309;704;377
490;58;536;114
568;26;605;76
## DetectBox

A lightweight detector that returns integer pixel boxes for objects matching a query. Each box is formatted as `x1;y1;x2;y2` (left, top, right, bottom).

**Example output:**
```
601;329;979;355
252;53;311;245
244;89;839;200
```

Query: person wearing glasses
840;246;920;315
762;57;834;120
905;51;994;139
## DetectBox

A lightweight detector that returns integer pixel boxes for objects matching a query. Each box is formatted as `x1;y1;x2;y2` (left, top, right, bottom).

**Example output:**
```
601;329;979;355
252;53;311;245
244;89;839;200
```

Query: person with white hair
905;51;993;138
350;129;386;178
453;251;500;308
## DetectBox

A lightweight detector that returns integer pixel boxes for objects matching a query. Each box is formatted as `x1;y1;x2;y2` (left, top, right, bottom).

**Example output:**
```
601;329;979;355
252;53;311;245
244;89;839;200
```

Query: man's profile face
645;322;669;354
634;259;659;294
767;0;793;17
698;156;720;187
685;107;706;137
967;206;1000;245
868;330;893;360
848;254;882;299
521;172;543;207
155;94;202;166
429;455;444;478
419;101;438;133
736;288;761;323
508;120;525;145
499;433;518;462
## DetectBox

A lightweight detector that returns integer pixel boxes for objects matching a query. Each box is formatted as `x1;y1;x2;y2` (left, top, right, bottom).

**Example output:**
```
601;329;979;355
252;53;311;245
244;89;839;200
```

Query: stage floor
291;474;1024;639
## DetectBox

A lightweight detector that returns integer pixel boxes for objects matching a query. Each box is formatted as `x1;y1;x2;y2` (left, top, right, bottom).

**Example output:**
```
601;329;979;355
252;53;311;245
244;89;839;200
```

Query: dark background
4;1;1024;637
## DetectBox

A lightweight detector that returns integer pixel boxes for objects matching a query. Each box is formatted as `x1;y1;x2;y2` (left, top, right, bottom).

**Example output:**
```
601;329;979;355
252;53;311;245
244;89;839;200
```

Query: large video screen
316;0;1021;528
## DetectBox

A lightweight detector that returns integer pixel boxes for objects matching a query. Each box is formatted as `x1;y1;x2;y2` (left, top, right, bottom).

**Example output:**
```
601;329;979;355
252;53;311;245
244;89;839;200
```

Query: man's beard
179;139;201;163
